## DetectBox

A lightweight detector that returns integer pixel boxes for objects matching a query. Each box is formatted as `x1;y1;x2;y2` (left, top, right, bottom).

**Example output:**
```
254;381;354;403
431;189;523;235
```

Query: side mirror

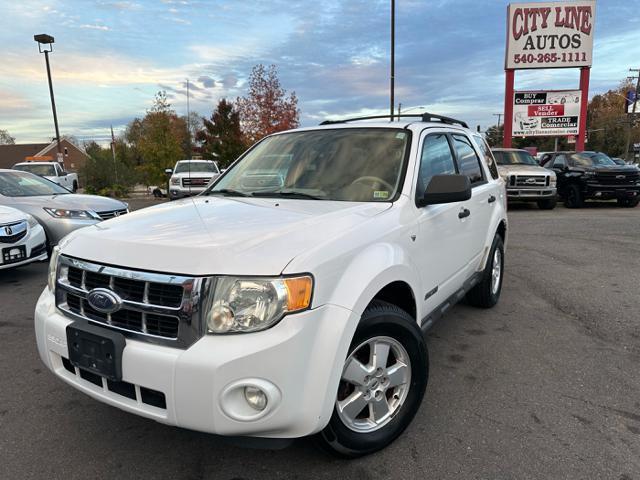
418;174;471;207
164;168;173;175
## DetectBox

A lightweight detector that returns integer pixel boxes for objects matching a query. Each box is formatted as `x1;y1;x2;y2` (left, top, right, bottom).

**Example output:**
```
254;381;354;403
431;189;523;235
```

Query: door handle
488;195;496;204
458;208;471;219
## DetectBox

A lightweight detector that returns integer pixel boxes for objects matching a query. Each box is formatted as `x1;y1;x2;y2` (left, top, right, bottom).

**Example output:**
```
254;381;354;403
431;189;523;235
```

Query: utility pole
186;78;191;159
110;125;119;184
624;69;640;162
397;102;402;120
493;113;503;128
390;0;395;121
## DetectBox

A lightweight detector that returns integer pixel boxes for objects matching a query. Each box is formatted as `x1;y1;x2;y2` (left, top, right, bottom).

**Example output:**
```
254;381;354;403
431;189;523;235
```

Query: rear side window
452;134;484;184
416;134;457;199
552;155;567;169
473;135;499;179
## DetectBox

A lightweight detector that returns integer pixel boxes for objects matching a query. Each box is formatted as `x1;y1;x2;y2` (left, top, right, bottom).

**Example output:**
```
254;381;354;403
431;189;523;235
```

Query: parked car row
0;169;128;270
493;149;640;209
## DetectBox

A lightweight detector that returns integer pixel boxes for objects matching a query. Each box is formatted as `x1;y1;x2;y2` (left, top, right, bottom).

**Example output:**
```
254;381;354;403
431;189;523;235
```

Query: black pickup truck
541;151;640;208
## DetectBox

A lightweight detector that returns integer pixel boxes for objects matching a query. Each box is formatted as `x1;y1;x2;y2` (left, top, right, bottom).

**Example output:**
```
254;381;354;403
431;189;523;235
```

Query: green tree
196;99;246;168
126;91;188;184
485;125;504;147
0;129;15;145
236;64;299;145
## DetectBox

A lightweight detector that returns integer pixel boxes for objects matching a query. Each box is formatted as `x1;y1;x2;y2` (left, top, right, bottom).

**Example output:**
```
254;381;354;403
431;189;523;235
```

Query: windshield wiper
206;188;251;197
251;190;325;200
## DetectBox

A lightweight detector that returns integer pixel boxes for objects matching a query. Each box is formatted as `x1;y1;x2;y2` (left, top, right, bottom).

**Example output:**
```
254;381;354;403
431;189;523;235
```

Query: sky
0;0;638;144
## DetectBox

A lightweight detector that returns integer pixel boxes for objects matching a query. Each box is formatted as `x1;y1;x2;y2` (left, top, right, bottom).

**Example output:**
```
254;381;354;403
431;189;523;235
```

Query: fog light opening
244;386;268;411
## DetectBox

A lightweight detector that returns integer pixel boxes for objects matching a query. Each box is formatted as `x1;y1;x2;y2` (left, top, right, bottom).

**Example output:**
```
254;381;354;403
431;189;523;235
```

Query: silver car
0;169;128;246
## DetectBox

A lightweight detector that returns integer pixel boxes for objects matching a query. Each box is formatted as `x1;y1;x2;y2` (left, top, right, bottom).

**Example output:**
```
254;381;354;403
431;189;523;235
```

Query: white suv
35;114;507;457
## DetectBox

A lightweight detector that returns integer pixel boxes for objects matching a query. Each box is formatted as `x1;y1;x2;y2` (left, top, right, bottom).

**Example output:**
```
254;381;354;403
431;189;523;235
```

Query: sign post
503;1;596;151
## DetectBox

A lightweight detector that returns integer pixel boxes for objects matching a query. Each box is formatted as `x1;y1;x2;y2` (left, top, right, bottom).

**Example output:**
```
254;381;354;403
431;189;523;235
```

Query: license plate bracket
66;322;125;381
2;245;26;264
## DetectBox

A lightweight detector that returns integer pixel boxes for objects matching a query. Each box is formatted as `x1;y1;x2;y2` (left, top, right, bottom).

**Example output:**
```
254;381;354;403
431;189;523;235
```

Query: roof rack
319;112;468;129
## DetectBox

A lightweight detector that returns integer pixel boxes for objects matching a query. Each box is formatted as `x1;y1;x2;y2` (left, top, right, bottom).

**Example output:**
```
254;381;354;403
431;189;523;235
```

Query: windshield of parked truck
13;163;56;176
174;162;219;173
207;128;410;202
570;152;616;167
493;150;538;166
0;171;70;197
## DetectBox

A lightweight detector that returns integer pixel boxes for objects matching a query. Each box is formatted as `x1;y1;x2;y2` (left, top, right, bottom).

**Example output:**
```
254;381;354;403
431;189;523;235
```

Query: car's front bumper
40;217;100;246
35;288;357;438
582;184;640;200
0;224;47;269
506;187;556;200
169;187;208;199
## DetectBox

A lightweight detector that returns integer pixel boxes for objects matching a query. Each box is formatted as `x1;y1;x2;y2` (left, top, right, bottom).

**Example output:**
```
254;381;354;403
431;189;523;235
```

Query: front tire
318;301;428;458
564;184;584;208
466;234;504;308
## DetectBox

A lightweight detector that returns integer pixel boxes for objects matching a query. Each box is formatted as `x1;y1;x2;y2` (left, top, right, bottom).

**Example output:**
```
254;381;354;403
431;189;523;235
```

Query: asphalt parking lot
1;200;638;480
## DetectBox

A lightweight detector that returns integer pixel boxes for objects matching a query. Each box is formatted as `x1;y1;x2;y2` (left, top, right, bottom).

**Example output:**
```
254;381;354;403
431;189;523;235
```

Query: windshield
208;128;410;202
0;171;70;197
13;164;56;176
570;152;616;167
174;162;219;173
493;150;538;166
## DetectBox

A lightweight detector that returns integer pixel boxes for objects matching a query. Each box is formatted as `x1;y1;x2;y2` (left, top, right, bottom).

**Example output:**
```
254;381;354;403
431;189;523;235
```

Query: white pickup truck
36;113;507;457
13;161;79;192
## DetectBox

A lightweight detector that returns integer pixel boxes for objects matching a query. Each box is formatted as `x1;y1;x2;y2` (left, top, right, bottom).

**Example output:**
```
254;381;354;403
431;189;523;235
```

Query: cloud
197;75;216;88
80;24;111;31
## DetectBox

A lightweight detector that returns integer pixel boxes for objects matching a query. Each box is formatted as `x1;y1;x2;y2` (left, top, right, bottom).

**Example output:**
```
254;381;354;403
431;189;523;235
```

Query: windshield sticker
373;191;389;199
395;132;406;139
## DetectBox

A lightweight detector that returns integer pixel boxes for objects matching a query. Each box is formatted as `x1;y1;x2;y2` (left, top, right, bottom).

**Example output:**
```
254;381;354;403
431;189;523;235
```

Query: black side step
420;272;483;333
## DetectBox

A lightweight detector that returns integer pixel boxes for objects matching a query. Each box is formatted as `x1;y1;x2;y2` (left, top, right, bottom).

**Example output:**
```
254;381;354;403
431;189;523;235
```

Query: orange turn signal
284;276;313;312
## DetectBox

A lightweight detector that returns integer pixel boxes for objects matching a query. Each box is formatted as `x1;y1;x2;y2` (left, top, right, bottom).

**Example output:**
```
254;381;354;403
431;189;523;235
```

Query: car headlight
170;177;180;185
47;246;61;292
25;213;39;228
44;208;98;220
205;275;313;334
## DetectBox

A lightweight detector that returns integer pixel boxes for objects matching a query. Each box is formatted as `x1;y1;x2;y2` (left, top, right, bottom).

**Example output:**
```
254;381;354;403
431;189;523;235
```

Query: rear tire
564;184;584;208
466;234;504;308
317;301;428;458
537;197;557;210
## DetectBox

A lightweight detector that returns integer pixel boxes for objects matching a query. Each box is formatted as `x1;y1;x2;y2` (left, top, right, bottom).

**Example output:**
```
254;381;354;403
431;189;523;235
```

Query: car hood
0;205;26;224
497;165;552;176
61;197;391;276
8;194;127;212
576;165;639;174
172;172;218;178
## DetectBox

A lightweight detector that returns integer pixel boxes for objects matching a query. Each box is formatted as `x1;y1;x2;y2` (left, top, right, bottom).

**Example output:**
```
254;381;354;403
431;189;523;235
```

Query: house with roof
0;137;89;173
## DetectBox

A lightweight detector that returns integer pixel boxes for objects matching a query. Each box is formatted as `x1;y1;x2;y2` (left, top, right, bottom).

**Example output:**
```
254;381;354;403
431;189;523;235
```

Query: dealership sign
506;1;596;69
513;90;582;136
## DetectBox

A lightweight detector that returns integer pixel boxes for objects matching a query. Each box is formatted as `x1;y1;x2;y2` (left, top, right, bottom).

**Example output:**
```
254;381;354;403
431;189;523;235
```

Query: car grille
97;208;128;220
55;256;208;348
512;175;548;187
182;177;211;187
0;221;28;244
593;171;640;185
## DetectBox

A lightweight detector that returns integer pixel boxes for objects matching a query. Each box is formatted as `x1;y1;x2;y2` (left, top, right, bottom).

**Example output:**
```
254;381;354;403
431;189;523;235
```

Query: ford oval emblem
86;288;122;314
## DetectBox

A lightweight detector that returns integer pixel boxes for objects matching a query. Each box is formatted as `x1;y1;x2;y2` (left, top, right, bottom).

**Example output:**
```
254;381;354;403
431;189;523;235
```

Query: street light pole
34;34;62;164
390;0;395;121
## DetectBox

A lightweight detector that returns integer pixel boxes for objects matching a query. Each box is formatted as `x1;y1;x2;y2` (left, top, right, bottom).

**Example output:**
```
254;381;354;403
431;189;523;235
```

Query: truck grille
0;221;28;244
97;208;128;220
513;175;548;187
182;177;211;187
55;256;208;348
593;171;640;185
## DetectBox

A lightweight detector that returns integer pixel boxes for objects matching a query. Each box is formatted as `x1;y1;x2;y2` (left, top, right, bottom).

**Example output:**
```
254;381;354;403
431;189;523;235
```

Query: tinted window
452;134;483;184
493;150;538;166
570;152;616;167
174;162;219;173
416;134;457;198
552;155;567;169
13;164;56;176
474;136;499;179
